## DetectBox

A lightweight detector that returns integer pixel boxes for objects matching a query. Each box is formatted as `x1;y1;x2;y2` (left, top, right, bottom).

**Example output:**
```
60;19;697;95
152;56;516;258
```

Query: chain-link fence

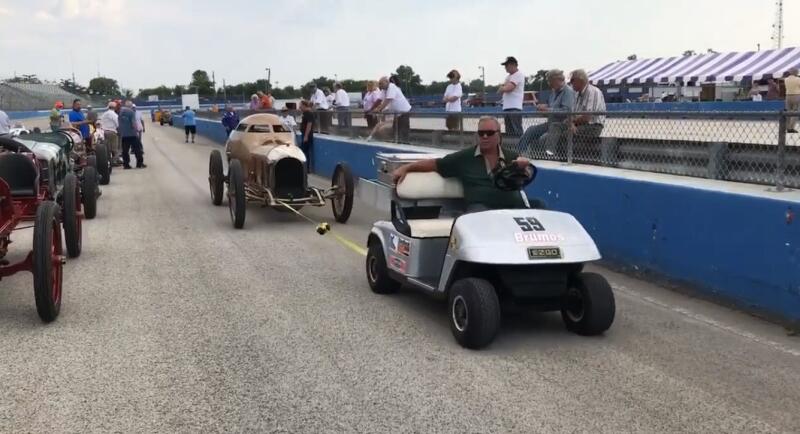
197;108;800;190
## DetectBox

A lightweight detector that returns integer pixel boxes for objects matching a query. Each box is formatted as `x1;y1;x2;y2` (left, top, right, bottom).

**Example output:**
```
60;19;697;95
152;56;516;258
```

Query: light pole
478;66;486;100
265;68;271;92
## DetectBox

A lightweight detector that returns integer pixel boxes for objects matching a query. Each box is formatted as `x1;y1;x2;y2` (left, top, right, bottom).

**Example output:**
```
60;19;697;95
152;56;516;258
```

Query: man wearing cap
499;56;525;136
69;99;93;148
279;106;297;132
50;101;64;132
119;101;146;169
99;102;121;165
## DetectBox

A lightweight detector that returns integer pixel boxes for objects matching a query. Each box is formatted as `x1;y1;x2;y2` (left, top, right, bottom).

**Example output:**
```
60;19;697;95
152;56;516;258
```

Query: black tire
561;272;616;336
448;278;501;350
82;166;98;219
62;173;82;258
95;143;110;185
209;150;224;206
169;121;173;126
227;159;246;229
366;239;400;294
160;120;164;126
87;155;97;169
33;201;63;322
331;163;354;223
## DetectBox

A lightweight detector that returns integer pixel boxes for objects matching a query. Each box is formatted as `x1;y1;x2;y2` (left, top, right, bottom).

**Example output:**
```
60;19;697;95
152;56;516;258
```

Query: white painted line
614;284;800;358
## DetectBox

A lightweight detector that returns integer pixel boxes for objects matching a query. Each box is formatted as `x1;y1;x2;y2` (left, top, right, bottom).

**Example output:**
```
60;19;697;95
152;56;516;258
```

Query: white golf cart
364;153;615;349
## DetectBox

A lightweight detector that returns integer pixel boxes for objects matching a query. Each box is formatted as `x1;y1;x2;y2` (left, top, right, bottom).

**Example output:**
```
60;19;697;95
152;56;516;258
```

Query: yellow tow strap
276;201;367;257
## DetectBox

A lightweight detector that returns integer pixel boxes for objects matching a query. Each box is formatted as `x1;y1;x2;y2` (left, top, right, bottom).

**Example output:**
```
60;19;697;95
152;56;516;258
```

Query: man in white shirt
280;106;297;132
99;102;121;164
569;69;606;142
333;82;351;128
0;109;11;136
499;56;525;136
443;69;463;131
373;76;412;143
309;84;331;133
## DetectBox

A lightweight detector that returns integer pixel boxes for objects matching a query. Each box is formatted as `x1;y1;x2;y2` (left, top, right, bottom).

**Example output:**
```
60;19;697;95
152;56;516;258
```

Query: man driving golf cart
392;116;538;211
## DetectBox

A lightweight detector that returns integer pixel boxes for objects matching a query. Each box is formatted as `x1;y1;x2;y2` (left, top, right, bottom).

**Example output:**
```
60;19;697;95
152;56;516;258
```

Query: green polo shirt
435;145;526;209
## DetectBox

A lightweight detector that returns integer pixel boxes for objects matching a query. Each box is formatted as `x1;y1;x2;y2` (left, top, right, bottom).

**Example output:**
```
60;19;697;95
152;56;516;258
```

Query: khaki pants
787;95;800;131
104;130;121;160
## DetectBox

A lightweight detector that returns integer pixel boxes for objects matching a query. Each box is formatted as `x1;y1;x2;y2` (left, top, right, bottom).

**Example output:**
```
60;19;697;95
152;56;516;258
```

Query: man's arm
303;118;312;143
392;159;437;183
498;80;516;94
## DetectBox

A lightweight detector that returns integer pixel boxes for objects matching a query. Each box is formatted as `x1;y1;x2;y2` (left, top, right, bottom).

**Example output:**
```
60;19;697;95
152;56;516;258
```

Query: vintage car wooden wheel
81;166;98;219
33;201;64;322
62;173;82;258
227;159;246;229
209;150;225;206
331;163;354;223
95;143;111;185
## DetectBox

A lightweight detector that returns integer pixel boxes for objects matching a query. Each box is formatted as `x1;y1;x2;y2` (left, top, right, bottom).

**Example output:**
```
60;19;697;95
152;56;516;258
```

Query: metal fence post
566;114;574;165
776;113;787;191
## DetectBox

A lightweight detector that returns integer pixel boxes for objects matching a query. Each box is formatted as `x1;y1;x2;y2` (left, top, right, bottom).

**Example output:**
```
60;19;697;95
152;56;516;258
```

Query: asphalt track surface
0;118;798;433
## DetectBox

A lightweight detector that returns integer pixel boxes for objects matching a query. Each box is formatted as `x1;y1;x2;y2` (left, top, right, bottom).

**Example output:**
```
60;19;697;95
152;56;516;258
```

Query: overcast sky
0;0;798;91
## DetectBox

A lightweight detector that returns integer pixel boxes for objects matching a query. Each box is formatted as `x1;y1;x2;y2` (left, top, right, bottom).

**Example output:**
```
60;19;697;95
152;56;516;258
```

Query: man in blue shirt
68;99;93;148
182;106;197;143
518;69;576;157
221;105;239;137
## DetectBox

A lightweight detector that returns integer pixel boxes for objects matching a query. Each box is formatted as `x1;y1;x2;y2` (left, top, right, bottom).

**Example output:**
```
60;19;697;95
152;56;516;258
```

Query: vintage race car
208;113;355;228
0;137;70;322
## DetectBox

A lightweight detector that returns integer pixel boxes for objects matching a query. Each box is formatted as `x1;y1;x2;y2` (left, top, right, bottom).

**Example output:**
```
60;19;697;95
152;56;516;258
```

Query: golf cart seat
395;172;464;238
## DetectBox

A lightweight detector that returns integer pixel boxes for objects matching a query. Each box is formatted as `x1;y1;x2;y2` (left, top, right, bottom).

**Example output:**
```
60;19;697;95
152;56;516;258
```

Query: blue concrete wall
172;118;800;323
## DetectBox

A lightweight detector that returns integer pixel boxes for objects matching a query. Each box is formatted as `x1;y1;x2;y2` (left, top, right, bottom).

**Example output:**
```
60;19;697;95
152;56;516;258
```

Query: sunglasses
477;130;499;137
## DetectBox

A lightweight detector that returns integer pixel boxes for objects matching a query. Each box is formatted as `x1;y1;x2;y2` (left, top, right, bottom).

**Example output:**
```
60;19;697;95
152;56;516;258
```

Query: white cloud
34;10;56;22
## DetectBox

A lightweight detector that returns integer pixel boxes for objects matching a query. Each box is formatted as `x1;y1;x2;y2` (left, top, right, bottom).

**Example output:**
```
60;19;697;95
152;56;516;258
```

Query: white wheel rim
452;295;468;332
565;287;585;322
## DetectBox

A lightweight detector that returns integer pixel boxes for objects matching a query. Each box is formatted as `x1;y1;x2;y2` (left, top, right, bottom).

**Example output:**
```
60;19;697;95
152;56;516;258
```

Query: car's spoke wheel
209;150;224;206
33;201;63;322
561;272;615;336
62;173;82;258
448;278;500;349
366;239;400;294
331;162;354;223
95;143;111;185
81;166;98;219
227;159;246;229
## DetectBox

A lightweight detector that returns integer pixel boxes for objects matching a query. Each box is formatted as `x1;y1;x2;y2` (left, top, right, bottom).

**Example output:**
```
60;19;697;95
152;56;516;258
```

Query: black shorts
185;125;197;134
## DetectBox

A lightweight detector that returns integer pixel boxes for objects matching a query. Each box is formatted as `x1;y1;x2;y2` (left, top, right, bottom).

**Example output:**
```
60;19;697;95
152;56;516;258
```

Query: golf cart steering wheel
491;161;536;192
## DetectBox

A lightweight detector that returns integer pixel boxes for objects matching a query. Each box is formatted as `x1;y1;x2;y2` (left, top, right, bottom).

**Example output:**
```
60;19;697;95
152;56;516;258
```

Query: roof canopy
590;47;800;85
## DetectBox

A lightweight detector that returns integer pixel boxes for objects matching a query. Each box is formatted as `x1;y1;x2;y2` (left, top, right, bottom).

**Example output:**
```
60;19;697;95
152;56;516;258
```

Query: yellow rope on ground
276;201;367;257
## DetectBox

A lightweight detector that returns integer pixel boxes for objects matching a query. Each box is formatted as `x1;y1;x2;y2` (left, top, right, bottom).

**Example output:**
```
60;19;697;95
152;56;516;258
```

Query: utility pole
222;78;227;102
265;68;271;92
212;71;216;100
771;0;784;49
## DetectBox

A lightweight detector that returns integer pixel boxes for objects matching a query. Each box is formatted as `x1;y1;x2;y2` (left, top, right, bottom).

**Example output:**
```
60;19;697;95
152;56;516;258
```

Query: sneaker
191;139;195;143
136;164;147;169
789;129;799;133
185;139;188;143
123;165;132;170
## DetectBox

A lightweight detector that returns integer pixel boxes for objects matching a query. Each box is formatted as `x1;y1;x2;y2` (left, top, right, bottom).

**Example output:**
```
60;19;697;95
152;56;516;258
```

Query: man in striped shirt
569;69;606;141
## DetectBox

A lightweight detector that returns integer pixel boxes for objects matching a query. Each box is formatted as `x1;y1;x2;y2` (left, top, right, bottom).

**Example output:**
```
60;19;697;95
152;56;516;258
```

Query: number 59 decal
514;217;545;232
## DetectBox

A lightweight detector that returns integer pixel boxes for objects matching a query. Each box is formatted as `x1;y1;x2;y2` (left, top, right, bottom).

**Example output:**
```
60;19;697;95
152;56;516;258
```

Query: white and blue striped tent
590;47;800;85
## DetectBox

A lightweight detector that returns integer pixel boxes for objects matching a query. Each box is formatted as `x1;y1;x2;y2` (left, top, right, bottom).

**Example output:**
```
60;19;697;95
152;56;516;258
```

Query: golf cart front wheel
448;278;501;350
366;239;400;294
331;163;354;223
561;272;615;336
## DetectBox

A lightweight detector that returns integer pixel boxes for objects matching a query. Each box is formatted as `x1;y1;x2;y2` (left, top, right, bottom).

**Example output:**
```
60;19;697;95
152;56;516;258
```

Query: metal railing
197;108;800;191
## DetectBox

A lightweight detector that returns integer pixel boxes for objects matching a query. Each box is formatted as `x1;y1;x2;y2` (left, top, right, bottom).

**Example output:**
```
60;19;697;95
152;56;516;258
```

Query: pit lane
0;117;798;433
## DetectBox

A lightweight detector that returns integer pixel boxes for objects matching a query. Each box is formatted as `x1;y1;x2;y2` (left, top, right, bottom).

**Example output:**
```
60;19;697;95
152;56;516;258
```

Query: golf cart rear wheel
209;150;224;206
331;163;354;223
448;278;501;350
561;272;615;336
62;173;82;258
96;143;110;185
227;159;246;229
366;240;400;294
81;166;98;219
33;201;63;322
